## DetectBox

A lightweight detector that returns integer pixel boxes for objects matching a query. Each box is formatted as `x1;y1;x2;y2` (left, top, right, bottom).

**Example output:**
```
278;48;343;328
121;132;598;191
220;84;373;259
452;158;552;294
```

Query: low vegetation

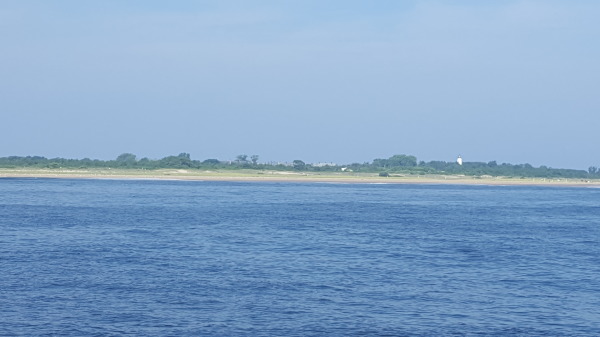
0;153;598;179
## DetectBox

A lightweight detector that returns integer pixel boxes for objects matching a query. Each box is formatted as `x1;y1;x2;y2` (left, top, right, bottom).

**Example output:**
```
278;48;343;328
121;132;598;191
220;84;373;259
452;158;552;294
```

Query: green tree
138;157;153;168
116;153;137;162
203;159;220;165
251;155;259;165
372;158;388;168
387;154;417;167
160;154;193;168
293;160;306;170
116;153;137;167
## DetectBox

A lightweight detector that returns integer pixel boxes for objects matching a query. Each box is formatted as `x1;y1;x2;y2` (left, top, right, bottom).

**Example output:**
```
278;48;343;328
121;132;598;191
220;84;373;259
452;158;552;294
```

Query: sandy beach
1;168;598;187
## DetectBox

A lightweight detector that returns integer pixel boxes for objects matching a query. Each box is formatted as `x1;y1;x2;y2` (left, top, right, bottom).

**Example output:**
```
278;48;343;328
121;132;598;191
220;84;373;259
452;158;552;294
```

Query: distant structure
313;162;337;168
456;155;463;166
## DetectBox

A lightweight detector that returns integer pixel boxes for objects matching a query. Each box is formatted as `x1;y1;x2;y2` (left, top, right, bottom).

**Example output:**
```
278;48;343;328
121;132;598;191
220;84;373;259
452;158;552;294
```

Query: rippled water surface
1;178;599;336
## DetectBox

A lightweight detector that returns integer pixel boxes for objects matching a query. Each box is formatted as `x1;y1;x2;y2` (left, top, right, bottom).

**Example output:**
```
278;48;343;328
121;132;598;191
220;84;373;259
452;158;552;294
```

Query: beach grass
1;167;599;187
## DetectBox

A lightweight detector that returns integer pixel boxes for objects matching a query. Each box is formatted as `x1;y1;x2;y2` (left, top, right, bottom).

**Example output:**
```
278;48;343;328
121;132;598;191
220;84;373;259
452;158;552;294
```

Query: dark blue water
1;178;599;336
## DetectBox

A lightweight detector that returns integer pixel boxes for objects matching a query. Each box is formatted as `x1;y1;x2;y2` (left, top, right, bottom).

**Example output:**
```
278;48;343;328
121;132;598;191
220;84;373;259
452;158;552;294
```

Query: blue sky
1;1;599;169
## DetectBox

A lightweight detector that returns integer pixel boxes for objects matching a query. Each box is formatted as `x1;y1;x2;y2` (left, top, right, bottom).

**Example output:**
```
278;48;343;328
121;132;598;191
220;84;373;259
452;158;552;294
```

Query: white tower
456;155;463;166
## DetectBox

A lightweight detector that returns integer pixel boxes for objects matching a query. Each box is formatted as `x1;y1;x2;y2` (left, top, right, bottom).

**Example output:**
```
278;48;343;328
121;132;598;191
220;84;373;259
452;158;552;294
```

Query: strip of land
1;168;598;187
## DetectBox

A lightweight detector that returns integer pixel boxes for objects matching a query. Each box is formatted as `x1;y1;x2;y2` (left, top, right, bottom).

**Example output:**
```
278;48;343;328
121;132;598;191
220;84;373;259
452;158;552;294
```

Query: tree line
0;153;597;179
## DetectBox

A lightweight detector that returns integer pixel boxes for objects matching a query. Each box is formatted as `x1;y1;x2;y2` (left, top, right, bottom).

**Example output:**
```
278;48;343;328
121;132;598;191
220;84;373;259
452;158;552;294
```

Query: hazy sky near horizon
2;1;599;169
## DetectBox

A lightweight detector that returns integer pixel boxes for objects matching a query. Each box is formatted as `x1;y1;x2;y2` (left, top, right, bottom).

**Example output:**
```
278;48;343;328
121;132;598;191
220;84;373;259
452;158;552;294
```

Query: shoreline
1;168;598;187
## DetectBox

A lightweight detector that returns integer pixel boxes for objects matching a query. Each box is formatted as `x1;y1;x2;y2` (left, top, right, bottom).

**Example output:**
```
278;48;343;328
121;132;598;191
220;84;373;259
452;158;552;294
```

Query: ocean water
0;178;599;336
